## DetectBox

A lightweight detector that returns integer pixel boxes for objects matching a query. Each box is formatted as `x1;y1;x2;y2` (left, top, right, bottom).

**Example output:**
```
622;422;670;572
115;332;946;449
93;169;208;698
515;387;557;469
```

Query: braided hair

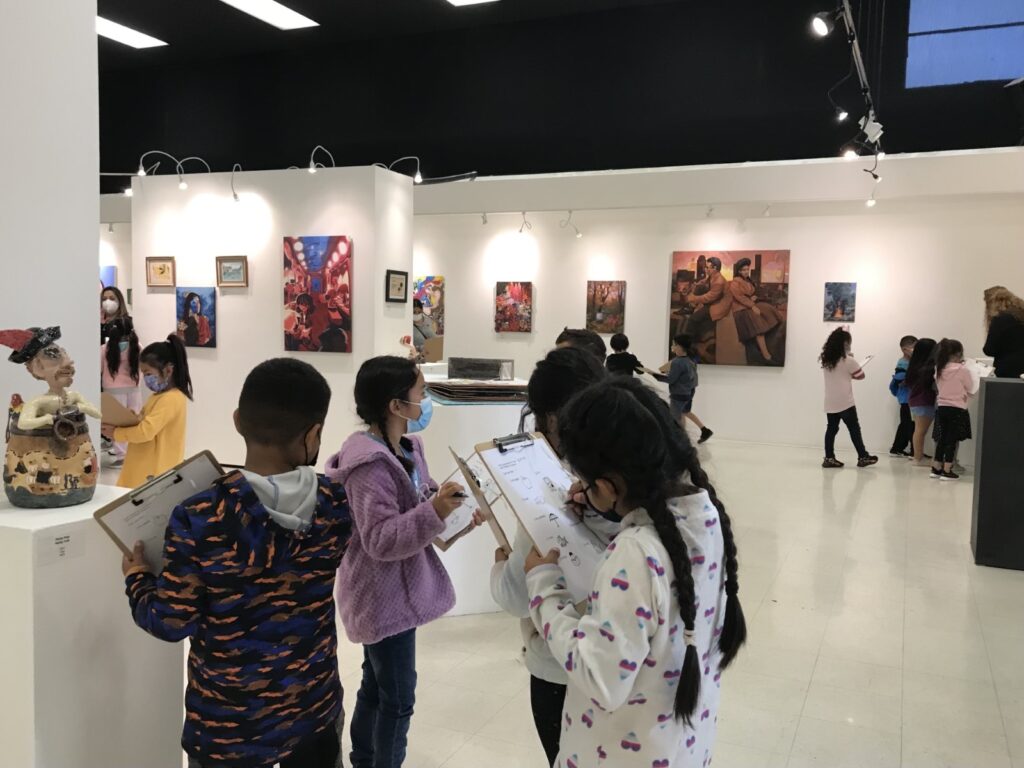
353;355;418;475
560;378;746;722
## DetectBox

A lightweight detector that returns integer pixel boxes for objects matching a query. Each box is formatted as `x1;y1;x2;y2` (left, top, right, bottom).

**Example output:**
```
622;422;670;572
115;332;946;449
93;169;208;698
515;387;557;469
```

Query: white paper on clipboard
94;451;224;571
477;436;604;602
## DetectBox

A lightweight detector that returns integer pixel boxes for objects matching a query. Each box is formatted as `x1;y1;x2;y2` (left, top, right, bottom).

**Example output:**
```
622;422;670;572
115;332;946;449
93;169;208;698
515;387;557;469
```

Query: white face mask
102;299;119;314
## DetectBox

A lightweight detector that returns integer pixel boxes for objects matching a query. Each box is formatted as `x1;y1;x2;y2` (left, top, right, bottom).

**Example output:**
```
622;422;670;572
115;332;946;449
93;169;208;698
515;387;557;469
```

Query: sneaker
857;455;879;467
822;457;844;468
889;449;912;457
940;470;960;481
929;467;943;479
698;427;713;444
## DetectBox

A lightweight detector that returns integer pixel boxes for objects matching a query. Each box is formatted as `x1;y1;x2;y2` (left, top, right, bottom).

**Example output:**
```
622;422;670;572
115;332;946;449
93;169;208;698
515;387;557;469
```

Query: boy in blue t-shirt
121;358;352;768
663;333;714;443
889;335;917;456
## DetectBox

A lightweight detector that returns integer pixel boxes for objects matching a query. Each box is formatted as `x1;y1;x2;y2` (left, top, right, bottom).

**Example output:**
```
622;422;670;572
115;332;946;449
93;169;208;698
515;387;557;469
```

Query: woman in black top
983;286;1024;378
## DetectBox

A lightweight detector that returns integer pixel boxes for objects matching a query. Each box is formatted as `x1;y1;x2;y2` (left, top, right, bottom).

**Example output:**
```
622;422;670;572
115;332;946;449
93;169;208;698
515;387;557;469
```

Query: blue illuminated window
907;0;1024;88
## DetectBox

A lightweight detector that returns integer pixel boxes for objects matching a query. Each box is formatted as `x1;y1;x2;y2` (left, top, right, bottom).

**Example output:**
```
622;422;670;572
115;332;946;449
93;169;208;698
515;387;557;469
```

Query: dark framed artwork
823;282;857;323
386;269;409;304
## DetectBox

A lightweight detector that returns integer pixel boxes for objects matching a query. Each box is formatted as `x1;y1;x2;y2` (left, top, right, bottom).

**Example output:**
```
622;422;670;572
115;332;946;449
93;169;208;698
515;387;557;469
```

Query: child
820;328;877;468
491;347;614;766
121;358;352;768
103;334;192;488
931;338;978;480
100;297;141;465
888;335;917;456
525;376;746;767
665;334;713;443
605;333;644;377
905;338;938;466
556;327;608;362
327;356;469;768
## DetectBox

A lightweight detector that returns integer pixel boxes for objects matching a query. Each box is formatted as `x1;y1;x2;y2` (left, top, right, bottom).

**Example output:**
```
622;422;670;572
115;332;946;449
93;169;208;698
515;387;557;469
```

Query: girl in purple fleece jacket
326;356;467;768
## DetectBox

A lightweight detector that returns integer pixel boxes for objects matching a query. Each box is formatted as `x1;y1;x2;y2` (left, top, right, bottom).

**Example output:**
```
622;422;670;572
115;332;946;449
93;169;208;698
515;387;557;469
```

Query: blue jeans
350;629;417;768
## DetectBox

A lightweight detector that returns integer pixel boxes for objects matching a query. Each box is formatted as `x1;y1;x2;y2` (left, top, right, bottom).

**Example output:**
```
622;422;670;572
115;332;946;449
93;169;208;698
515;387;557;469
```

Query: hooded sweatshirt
124;470;352;768
326;431;455;645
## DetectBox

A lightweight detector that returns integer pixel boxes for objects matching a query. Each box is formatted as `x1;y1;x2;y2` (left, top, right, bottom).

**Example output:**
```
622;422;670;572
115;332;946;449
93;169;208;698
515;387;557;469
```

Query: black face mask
583;481;623;523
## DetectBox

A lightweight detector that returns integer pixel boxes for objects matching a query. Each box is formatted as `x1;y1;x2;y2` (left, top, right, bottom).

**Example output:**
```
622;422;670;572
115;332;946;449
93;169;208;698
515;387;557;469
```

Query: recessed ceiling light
95;17;167;49
447;0;501;6
216;0;318;30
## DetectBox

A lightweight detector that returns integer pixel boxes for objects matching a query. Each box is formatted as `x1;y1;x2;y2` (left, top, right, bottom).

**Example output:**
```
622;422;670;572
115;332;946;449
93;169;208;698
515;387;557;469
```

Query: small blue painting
100;265;117;288
176;287;217;348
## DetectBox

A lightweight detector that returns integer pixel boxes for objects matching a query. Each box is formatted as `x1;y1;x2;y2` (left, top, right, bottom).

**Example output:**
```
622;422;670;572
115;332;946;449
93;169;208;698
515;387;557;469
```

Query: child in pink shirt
819;328;878;468
931;338;978;480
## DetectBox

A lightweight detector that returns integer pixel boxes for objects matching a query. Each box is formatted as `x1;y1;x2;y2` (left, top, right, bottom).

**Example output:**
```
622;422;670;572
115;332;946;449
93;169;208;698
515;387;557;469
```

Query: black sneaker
940;471;960;481
698;427;713;444
889;449;912;457
929;467;943;479
822;457;844;468
857;455;879;467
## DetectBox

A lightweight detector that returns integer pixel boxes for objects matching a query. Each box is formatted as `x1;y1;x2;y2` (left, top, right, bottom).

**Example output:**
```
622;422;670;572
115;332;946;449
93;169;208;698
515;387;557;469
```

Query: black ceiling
98;0;1021;193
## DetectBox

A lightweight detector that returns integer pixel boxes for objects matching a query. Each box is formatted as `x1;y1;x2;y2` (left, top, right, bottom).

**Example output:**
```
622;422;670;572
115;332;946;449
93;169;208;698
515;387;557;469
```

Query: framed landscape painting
586;280;626;334
216;256;249;288
146;257;176;288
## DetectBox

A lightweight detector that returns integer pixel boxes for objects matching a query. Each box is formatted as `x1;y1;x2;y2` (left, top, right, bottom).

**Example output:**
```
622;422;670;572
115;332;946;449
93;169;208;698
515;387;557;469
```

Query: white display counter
421;397;526;616
0;486;182;768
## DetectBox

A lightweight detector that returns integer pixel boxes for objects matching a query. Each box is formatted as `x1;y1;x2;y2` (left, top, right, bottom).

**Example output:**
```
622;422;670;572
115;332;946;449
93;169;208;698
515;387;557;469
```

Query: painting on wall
413;275;446;335
283;236;352;353
823;282;857;323
216;256;249;288
100;265;117;289
146;257;176;288
176;287;217;348
385;270;409;303
586;280;626;334
495;282;533;333
669;250;789;366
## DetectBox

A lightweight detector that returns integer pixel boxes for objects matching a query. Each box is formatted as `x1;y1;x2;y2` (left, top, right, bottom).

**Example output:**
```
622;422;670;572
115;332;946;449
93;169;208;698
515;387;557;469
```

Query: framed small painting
146;257;176;288
386;269;409;304
216;256;249;288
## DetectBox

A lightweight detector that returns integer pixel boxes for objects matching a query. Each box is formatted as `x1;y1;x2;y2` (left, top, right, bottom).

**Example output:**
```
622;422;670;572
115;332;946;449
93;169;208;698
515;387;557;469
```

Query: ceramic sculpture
2;327;100;508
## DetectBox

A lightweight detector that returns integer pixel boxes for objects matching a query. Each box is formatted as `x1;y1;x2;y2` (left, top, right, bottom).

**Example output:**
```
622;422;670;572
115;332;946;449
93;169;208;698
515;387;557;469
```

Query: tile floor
332;441;1024;768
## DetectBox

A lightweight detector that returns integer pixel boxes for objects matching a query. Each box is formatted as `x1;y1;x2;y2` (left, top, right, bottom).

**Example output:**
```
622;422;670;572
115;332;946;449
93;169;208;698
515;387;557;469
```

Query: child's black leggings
935;437;959;464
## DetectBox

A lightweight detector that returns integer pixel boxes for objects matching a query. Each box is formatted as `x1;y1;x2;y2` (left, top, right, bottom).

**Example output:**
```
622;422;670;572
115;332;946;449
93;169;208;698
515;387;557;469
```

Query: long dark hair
560;377;745;723
905;337;937;391
354;356;419;475
819;328;851;371
527;347;606;427
141;334;193;400
103;317;140;383
935;338;964;379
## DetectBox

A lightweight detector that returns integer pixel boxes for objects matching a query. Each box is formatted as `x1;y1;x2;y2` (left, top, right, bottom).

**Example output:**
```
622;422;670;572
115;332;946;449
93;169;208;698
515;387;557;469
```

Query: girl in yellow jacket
102;334;192;488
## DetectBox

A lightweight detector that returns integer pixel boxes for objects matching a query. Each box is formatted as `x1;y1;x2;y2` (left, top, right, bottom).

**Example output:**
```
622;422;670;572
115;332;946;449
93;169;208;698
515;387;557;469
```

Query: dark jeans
825;406;868;459
350;629;417;768
187;722;341;768
530;676;567;767
935;436;959;464
890;403;914;452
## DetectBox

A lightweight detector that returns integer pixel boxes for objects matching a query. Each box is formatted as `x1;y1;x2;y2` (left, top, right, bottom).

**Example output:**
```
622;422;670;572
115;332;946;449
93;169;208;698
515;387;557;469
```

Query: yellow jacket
113;389;188;488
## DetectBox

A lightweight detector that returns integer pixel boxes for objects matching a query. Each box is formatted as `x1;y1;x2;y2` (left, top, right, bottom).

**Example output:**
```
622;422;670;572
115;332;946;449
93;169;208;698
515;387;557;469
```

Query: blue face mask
144;374;171;393
402;396;433;433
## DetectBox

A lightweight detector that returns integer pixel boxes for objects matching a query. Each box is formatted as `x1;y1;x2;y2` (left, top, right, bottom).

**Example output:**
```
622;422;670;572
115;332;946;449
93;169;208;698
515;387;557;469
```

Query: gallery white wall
129;167;413;462
414;192;1024;454
100;223;133;299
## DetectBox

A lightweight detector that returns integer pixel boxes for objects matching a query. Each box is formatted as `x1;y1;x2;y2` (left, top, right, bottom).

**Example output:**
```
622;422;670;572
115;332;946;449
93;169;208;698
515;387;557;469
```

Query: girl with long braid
327;356;476;768
525;376;745;768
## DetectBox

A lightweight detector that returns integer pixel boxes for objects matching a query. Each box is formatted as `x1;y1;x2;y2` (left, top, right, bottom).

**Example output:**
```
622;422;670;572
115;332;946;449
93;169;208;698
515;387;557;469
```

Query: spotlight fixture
481;212;488;225
308;161;317;174
842;147;858;160
762;205;772;218
877;151;887;160
864;169;882;183
859;113;885;144
107;222;114;233
123;187;133;197
389;156;423;184
174;156;211;192
836;108;849;122
810;10;837;37
866;192;877;208
230;163;242;202
706;205;715;219
560;210;583;239
307;145;335;174
178;178;189;191
137;164;147;177
519;212;533;234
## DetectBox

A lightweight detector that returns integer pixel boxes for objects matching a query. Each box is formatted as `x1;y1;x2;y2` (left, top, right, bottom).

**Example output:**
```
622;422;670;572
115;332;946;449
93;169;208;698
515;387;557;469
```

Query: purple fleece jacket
326;431;455;645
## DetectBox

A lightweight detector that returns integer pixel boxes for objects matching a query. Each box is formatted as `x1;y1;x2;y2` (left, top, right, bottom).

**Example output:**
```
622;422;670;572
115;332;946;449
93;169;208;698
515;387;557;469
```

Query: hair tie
683;628;697;647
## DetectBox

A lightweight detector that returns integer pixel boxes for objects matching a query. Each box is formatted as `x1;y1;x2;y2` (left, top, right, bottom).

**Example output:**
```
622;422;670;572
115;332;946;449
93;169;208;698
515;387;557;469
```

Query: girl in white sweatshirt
525;377;746;768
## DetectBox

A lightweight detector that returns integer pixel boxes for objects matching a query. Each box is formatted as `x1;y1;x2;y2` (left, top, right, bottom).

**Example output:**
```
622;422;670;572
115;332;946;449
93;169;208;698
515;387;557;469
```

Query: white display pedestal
422;398;525;616
0;486;183;768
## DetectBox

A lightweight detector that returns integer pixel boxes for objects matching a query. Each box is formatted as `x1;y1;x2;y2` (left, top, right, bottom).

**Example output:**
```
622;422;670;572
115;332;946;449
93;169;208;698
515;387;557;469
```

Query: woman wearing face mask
411;299;436;353
326;356;476;768
102;334;193;489
177;292;213;348
100;288;142;465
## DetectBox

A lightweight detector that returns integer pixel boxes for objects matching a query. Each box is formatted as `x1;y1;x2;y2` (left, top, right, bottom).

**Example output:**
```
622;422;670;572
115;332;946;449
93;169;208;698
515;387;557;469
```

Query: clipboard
94;451;225;571
445;447;511;553
474;433;605;602
101;392;141;427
